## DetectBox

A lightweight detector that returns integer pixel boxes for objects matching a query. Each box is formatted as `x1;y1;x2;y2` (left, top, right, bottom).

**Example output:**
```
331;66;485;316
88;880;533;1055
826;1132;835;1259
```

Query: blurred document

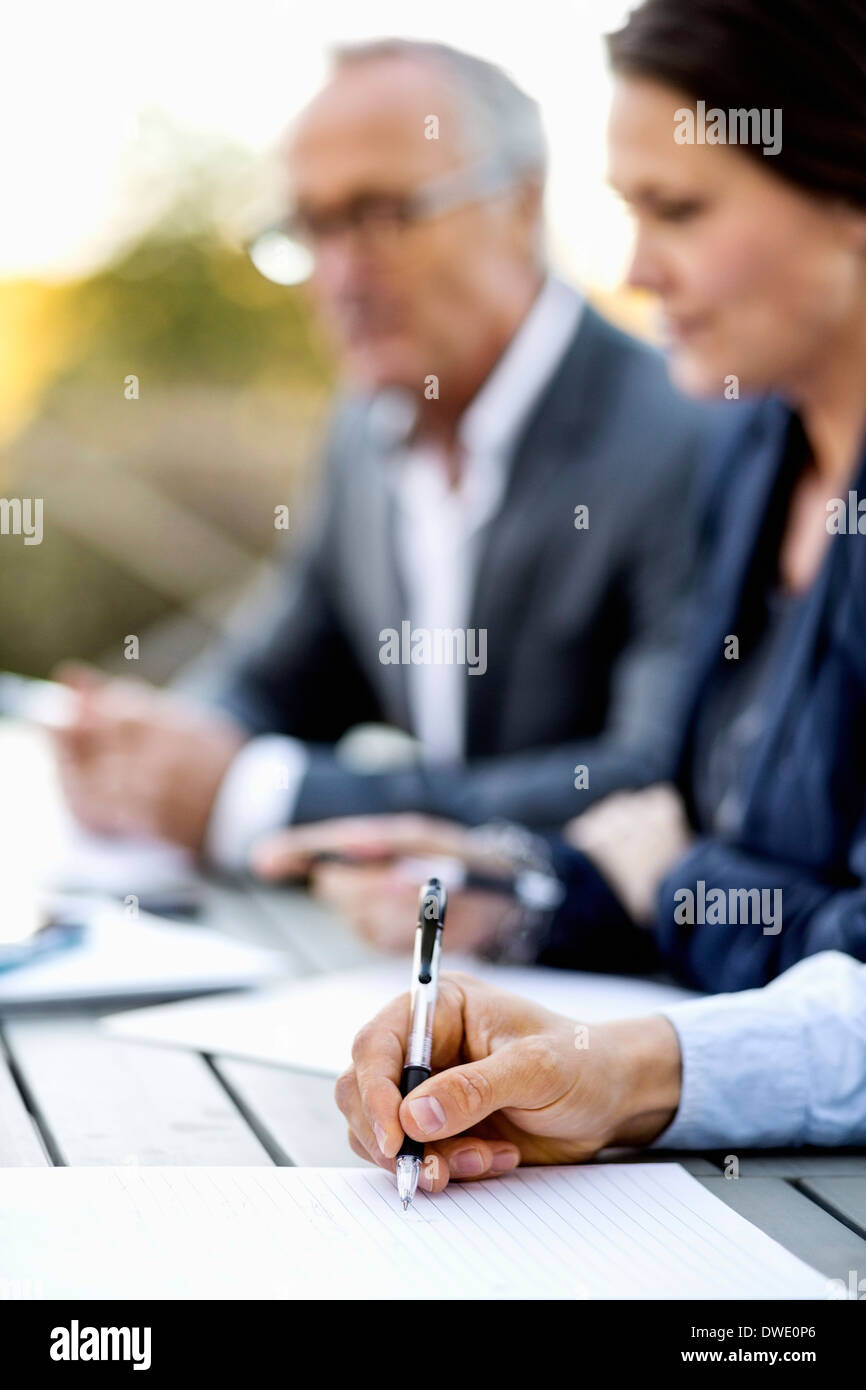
0;673;75;729
0;906;285;1009
0;718;199;907
103;960;697;1074
0;1163;827;1300
47;827;199;908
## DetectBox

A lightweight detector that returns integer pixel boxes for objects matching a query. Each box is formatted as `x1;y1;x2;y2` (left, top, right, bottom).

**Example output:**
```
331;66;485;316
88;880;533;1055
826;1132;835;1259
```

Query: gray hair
332;38;547;183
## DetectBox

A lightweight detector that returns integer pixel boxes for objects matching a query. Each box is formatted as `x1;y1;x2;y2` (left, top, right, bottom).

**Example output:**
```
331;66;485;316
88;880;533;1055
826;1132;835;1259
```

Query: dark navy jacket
543;398;866;992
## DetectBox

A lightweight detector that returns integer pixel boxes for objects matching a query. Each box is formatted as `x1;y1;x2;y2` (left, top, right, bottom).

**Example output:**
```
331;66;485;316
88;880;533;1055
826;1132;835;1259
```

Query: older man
55;39;710;872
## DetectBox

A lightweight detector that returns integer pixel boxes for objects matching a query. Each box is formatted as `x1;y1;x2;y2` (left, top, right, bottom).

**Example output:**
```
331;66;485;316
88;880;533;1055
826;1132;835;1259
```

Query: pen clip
417;878;446;984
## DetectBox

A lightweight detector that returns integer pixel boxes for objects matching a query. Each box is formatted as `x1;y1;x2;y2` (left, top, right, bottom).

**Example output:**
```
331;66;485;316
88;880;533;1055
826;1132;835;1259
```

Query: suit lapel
465;311;604;755
739;431;866;841
344;420;413;729
676;400;796;769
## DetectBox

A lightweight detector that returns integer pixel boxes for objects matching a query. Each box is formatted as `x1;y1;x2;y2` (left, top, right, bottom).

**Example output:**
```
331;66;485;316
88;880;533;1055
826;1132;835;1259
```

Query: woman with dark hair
273;0;866;1176
517;0;866;993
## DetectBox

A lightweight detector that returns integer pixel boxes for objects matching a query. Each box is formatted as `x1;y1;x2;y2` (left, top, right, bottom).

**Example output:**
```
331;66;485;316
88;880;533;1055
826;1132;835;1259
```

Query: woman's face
607;76;866;398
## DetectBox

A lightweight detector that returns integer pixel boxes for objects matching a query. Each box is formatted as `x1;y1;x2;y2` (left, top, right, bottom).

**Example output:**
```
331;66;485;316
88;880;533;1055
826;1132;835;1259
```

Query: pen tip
402;1198;410;1211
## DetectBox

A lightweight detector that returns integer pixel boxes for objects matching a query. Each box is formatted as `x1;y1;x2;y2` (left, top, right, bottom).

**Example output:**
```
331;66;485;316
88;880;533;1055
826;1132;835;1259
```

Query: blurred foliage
0;132;336;678
51;234;332;400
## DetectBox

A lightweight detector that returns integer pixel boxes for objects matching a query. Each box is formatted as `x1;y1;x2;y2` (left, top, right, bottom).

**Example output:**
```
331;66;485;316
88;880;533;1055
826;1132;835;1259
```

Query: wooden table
1;726;865;1293
2;877;865;1291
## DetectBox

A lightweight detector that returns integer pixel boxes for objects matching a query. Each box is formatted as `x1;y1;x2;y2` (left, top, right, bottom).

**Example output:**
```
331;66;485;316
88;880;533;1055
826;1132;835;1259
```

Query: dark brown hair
607;0;866;207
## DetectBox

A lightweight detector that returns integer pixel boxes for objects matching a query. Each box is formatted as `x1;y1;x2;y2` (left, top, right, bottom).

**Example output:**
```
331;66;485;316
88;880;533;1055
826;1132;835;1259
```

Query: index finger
349;992;411;1158
349;977;469;1157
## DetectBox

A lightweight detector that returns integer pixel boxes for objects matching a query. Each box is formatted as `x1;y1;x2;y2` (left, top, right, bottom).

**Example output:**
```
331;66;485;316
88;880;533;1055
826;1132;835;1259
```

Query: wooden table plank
246;883;378;973
213;1058;364;1167
699;1175;866;1283
727;1152;866;1177
195;877;314;966
598;1147;719;1175
798;1177;866;1242
3;1017;273;1166
0;1036;49;1166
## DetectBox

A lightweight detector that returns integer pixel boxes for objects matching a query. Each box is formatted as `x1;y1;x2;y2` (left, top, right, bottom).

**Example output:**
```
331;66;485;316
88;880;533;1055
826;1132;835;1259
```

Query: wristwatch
464;820;566;964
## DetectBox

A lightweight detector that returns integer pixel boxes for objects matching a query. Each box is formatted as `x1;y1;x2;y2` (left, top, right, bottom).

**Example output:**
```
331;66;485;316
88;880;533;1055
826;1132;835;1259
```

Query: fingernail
450;1147;485;1176
407;1096;446;1135
373;1122;387;1153
490;1148;519;1174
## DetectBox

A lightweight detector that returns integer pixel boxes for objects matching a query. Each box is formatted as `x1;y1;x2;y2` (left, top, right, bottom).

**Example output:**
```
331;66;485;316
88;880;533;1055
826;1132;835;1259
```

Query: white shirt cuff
204;735;309;872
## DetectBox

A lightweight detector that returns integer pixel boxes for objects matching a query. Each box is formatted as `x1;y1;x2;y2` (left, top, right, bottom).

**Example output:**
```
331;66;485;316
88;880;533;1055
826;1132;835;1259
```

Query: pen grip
397;1064;431;1160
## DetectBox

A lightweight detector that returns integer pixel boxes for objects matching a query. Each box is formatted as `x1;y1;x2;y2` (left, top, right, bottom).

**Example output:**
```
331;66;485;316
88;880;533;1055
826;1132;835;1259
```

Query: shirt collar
371;275;583;462
383;277;584;531
457;275;583;459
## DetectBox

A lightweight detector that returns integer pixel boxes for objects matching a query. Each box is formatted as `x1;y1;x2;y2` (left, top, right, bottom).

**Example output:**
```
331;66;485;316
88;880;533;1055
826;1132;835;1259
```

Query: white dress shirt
206;277;583;869
391;275;583;763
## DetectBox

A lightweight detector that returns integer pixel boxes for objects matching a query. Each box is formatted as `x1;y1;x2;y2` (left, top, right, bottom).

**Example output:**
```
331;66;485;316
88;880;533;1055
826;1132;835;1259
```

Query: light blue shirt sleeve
652;951;866;1150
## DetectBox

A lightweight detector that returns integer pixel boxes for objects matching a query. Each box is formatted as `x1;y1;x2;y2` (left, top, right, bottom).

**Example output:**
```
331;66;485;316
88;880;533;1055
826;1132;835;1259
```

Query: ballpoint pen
396;877;447;1211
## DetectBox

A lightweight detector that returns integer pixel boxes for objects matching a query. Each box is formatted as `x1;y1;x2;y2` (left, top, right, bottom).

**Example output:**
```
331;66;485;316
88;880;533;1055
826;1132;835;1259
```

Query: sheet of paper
0;719;198;902
0;906;286;1009
46;828;198;902
103;959;698;1074
0;673;76;729
0;1163;828;1300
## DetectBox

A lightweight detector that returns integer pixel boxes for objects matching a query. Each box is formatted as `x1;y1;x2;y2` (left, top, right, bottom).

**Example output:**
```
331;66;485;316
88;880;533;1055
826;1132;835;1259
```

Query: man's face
285;56;538;396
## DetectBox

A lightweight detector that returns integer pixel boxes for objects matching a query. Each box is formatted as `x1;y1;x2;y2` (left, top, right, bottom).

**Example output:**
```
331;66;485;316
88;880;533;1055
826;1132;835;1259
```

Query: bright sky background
3;0;636;287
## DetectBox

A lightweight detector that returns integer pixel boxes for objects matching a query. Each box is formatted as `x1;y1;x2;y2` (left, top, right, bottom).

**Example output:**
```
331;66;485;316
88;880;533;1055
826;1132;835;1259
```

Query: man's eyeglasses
247;158;519;285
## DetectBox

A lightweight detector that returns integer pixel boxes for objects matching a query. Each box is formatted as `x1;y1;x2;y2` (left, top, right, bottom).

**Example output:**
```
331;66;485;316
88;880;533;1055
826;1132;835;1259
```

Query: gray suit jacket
205;304;714;828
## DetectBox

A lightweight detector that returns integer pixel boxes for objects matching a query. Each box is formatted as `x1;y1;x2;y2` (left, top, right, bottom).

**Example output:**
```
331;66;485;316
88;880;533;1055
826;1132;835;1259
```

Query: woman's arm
653;821;866;991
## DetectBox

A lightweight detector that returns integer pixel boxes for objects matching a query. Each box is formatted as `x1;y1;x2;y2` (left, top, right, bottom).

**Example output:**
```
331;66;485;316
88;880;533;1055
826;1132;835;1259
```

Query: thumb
399;1038;559;1140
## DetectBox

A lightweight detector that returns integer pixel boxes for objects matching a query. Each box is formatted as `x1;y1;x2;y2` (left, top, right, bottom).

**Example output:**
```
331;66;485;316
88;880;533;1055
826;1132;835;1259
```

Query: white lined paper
0;1163;828;1299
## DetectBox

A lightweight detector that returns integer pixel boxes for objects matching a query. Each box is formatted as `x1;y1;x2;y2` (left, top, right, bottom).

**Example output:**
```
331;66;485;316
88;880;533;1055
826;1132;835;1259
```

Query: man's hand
336;972;682;1192
51;663;246;851
252;813;504;878
301;860;513;952
565;784;693;924
252;815;515;953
